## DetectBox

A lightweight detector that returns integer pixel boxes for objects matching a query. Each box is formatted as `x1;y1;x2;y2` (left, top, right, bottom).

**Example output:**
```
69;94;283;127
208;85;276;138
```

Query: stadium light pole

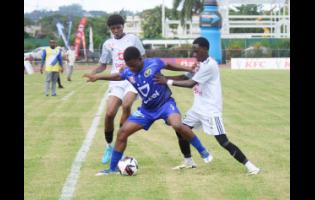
200;0;223;64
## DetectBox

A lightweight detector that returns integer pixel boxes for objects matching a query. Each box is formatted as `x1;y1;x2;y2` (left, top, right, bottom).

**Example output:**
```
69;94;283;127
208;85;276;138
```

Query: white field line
59;90;108;200
61;91;75;101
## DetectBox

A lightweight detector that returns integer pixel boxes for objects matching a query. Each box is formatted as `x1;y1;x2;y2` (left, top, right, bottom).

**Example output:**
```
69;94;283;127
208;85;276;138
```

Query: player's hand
83;74;98;82
40;68;43;74
191;62;200;72
153;74;167;84
60;68;64;73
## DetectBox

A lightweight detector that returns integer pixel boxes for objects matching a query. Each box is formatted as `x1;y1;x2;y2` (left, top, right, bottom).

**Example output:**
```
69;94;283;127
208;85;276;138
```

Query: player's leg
45;72;52;96
51;72;59;96
96;107;152;175
174;109;206;169
109;121;143;171
173;126;197;169
57;75;64;88
166;113;211;163
120;91;137;128
102;94;122;164
212;116;260;175
67;64;73;81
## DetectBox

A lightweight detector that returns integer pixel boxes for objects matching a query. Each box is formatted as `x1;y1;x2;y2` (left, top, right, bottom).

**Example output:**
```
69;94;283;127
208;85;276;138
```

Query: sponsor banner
161;58;197;66
231;58;290;70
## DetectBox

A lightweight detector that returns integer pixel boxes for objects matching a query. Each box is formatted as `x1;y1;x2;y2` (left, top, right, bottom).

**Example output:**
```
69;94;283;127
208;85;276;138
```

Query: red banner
74;17;87;59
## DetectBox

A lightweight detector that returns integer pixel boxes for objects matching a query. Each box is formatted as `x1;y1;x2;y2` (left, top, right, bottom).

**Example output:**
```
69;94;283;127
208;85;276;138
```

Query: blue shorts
127;98;180;130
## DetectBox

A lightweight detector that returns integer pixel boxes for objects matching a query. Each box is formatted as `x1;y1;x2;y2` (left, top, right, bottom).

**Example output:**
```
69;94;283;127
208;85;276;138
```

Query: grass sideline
24;69;289;200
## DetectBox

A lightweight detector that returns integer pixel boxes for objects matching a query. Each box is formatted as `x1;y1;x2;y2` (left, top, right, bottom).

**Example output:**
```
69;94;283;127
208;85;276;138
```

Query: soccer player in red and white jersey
88;14;145;164
154;37;260;175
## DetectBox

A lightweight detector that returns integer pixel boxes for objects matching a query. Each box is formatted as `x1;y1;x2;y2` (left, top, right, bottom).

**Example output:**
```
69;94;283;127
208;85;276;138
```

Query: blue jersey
120;58;172;110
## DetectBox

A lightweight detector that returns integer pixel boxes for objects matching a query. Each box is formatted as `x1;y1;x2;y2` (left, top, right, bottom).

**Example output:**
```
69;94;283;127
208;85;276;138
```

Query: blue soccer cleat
95;168;119;176
102;145;113;164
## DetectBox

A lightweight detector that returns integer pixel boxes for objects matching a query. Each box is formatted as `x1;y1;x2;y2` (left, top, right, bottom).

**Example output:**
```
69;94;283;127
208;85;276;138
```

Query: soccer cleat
58;85;64;89
203;154;213;163
52;94;57;96
172;159;197;170
95;168;119;176
200;150;213;163
247;168;261;175
102;145;113;164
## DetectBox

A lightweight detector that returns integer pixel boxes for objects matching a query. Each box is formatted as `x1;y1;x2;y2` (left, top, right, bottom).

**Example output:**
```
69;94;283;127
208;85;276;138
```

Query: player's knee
121;103;132;114
116;130;128;144
105;112;116;122
215;134;230;148
171;123;182;133
175;131;183;139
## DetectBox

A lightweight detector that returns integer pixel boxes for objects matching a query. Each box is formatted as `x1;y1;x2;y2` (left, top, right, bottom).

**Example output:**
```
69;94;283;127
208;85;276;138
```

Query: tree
141;6;179;39
172;0;203;25
24;17;34;26
229;4;263;33
58;4;84;16
141;6;163;39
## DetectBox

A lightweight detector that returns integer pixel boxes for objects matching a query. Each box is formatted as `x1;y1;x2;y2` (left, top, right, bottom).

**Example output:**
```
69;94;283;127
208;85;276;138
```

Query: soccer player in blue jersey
83;46;212;175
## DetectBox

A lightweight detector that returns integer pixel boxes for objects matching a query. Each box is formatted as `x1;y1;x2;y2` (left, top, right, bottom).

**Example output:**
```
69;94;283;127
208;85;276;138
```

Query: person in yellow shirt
40;40;64;96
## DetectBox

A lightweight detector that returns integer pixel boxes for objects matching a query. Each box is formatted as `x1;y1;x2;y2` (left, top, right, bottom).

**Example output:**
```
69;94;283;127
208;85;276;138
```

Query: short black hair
124;47;141;62
193;37;209;50
107;14;125;27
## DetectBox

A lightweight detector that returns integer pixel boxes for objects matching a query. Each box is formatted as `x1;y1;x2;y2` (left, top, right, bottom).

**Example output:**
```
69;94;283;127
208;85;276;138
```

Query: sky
24;0;174;13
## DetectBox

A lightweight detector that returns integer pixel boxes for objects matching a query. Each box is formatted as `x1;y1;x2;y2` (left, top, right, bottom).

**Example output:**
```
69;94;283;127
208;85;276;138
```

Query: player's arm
83;73;123;82
154;74;197;88
89;63;107;75
90;41;111;74
164;61;197;72
163;74;189;81
58;52;64;73
40;49;46;74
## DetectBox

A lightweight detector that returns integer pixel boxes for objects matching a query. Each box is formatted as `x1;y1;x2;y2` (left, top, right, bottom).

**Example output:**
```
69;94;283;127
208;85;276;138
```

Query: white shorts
107;81;138;101
182;109;226;136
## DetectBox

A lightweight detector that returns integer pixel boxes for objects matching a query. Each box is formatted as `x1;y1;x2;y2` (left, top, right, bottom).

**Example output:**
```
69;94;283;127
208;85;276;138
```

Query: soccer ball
118;156;138;176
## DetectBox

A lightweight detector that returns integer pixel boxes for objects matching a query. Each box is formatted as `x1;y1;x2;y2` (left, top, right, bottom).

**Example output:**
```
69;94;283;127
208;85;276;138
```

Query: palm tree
172;0;203;26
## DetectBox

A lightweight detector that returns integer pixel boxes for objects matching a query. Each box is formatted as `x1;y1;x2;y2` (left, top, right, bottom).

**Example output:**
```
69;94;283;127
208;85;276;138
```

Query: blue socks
189;135;208;157
110;149;123;171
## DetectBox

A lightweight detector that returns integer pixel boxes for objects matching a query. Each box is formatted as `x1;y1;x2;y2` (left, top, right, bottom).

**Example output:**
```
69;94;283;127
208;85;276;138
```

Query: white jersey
185;57;223;116
66;49;76;65
99;33;145;87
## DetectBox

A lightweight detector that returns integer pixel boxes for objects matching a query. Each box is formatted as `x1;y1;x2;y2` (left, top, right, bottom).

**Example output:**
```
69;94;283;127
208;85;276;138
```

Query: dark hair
193;37;209;50
107;14;125;26
124;47;141;62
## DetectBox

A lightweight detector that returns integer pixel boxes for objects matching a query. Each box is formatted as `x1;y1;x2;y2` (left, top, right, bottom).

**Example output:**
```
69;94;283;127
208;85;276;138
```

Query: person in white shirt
87;14;145;164
65;45;76;81
154;37;260;175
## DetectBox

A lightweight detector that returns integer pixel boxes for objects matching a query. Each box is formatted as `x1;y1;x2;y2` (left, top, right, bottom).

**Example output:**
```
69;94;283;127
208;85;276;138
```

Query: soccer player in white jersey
88;15;145;164
154;37;260;175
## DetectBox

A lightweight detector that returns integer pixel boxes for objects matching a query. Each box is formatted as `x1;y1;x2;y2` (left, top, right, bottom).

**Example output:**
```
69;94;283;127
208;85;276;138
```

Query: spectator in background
40;39;64;96
65;45;76;81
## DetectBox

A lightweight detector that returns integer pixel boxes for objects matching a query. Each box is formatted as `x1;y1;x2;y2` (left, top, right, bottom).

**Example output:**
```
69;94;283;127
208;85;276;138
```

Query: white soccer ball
118;156;138;176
